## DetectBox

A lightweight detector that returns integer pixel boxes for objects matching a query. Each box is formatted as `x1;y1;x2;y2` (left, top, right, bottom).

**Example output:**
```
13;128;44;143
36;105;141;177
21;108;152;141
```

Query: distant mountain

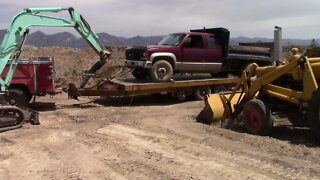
98;32;127;45
126;35;165;46
26;31;86;47
0;29;318;48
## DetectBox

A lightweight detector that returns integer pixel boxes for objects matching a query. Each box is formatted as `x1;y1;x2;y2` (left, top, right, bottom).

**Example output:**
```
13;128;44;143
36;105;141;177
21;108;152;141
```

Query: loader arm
197;55;315;123
231;57;305;118
0;7;110;92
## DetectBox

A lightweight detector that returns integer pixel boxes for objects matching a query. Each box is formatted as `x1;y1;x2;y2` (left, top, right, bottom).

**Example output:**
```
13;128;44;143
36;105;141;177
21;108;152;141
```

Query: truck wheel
150;60;173;82
242;99;273;136
132;68;149;80
26;94;33;103
307;89;320;140
193;86;211;100
6;89;28;106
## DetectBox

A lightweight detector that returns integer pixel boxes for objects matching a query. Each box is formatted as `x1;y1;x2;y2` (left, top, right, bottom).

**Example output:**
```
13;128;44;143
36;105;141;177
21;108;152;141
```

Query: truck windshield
158;33;186;46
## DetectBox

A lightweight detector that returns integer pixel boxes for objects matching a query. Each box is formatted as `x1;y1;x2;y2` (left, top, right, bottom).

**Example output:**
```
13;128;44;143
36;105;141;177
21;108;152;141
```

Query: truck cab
125;28;230;82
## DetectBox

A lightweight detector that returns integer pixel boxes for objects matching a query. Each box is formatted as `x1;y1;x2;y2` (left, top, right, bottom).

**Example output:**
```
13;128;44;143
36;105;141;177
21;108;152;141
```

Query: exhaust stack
273;26;282;62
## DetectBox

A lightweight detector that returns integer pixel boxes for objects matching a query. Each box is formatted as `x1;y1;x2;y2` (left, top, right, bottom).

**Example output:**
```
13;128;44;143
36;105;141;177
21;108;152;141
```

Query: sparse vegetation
20;45;126;86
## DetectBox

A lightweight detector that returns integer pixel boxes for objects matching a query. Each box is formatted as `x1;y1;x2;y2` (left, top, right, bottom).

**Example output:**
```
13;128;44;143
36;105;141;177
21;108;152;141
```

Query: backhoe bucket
196;93;242;124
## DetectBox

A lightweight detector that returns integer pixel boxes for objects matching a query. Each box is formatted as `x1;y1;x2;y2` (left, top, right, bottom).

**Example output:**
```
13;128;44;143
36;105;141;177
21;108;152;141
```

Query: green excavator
0;7;111;132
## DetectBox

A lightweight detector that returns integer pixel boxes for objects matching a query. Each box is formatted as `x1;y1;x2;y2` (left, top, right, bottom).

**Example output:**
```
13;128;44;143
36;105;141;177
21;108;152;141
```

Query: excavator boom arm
0;7;109;91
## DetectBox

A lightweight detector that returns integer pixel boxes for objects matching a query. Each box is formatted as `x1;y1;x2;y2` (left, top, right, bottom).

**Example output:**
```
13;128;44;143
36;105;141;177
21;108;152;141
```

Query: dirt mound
20;45;128;86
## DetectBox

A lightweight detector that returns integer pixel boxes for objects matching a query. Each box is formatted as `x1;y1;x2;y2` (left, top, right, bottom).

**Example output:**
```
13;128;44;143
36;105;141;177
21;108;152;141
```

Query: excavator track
0;106;24;132
0;106;39;132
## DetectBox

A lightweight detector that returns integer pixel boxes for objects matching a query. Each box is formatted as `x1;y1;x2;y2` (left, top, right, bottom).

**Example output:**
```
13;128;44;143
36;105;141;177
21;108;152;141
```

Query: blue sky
1;0;320;39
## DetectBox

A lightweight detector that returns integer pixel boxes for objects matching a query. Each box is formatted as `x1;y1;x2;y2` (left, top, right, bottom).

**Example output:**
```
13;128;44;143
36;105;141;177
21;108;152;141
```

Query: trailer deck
68;76;238;101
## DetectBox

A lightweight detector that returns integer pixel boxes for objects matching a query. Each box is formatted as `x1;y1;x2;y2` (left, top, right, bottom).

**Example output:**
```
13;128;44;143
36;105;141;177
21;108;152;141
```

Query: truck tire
242;99;273;136
193;86;211;100
150;60;173;82
132;68;149;80
6;89;28;106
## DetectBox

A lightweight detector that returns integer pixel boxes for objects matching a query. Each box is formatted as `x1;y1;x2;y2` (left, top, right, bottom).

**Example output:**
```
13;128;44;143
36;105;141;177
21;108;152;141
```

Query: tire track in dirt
96;123;317;179
0;127;123;179
167;129;320;179
126;106;320;179
37;128;128;180
2;95;320;179
75;130;176;180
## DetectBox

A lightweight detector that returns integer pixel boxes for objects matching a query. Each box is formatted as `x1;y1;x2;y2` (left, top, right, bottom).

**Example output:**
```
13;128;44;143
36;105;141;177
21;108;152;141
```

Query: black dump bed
191;27;272;63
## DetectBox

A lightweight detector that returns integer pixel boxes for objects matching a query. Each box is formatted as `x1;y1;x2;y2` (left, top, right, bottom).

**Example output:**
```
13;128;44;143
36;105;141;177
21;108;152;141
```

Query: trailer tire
132;68;149;80
6;89;28;106
213;85;227;93
175;90;187;102
193;86;211;101
307;89;320;140
243;99;273;136
150;60;173;82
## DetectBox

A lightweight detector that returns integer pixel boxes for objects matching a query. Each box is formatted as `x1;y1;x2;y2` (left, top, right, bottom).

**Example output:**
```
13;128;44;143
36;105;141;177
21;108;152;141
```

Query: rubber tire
175;91;187;102
193;86;211;101
27;94;33;103
132;68;149;80
307;89;320;140
213;85;226;93
150;60;173;82
6;89;28;106
242;99;273;136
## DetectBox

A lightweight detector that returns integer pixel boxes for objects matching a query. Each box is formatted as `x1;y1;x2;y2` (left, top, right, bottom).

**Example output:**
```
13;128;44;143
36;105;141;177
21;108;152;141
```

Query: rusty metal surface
69;77;238;98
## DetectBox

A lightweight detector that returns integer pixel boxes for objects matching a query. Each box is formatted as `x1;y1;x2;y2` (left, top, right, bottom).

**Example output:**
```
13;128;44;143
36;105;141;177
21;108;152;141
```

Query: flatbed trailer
67;76;238;101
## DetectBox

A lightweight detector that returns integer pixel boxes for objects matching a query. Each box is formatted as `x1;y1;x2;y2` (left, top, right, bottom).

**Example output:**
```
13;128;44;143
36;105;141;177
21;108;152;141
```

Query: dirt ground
0;93;319;180
1;46;320;179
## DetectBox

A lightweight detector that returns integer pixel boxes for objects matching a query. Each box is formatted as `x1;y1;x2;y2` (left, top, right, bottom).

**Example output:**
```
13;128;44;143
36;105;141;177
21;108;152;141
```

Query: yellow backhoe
197;49;320;140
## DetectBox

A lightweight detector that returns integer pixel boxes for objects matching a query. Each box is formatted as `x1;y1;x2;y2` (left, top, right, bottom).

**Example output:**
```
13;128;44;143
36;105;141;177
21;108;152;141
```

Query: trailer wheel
193;86;211;100
307;89;320;140
132;68;149;80
213;85;227;93
242;99;273;135
6;89;28;106
150;60;173;82
175;90;187;102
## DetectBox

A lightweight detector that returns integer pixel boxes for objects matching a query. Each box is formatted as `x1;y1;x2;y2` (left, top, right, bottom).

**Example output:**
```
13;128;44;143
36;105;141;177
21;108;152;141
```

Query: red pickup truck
125;28;273;82
1;57;56;106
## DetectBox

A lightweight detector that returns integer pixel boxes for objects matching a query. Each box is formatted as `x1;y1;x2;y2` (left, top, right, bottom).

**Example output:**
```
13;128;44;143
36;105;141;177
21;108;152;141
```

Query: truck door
181;35;206;62
204;35;222;63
